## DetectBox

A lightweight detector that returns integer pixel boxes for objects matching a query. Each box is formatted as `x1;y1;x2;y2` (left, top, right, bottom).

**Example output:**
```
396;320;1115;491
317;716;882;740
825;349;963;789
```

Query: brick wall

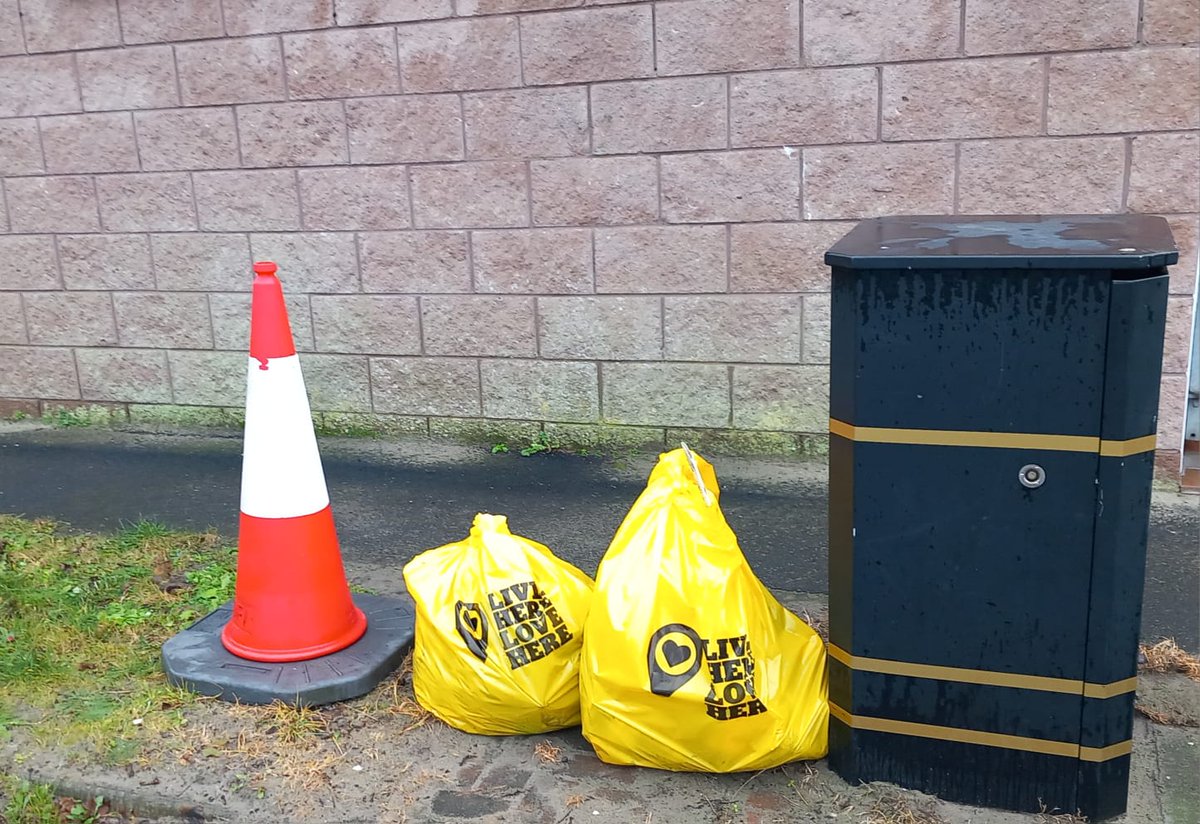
0;0;1197;463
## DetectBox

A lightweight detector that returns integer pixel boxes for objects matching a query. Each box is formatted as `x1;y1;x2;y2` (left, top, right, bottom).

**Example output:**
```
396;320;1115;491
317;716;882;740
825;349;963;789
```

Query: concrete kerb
16;404;841;462
9;410;1193;488
6;766;227;824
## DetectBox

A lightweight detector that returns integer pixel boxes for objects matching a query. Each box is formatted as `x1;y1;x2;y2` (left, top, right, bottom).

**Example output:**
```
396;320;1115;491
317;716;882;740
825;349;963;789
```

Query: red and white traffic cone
219;261;367;662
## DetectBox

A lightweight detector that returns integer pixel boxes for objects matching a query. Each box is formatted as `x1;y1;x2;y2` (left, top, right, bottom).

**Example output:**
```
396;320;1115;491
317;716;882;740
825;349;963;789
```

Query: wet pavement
0;423;1196;650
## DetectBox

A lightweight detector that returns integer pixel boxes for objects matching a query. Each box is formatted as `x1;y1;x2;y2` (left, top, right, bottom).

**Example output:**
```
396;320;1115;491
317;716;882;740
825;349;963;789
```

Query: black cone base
161;594;414;706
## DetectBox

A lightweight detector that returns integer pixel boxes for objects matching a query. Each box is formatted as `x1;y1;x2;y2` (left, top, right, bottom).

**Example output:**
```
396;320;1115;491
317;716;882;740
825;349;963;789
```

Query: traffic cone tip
249;263;296;362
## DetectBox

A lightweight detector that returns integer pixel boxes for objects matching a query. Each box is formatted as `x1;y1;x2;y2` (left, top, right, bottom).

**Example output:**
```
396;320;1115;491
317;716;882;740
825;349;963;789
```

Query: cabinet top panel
826;214;1179;271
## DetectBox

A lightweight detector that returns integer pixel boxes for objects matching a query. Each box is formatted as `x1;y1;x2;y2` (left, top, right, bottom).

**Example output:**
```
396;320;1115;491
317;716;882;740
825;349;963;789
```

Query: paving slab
1156;723;1200;824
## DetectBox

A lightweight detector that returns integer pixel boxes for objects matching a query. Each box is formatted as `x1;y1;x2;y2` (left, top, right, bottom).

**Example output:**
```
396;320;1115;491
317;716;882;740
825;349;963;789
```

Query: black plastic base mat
161;593;414;706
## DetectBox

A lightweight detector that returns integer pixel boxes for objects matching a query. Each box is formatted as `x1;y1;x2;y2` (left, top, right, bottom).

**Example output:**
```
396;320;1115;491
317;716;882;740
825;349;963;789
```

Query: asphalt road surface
0;425;1195;650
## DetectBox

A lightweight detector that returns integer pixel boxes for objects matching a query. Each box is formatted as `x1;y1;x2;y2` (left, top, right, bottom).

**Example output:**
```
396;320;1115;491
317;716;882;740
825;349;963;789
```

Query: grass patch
0;516;236;765
0;517;445;817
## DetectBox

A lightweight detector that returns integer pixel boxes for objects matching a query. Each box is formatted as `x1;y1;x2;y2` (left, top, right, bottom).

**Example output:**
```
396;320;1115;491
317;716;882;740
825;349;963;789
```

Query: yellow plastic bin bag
403;513;594;735
580;446;828;771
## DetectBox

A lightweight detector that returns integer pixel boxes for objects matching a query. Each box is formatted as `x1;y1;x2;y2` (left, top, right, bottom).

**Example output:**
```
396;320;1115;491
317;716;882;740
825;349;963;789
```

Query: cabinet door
848;441;1100;678
828;266;1113;813
1078;273;1169;820
831;266;1113;667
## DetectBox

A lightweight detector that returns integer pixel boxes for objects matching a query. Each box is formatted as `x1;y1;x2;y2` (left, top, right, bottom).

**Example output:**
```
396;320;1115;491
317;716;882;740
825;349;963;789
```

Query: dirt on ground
1136;673;1200;728
0;669;990;824
5;647;1197;824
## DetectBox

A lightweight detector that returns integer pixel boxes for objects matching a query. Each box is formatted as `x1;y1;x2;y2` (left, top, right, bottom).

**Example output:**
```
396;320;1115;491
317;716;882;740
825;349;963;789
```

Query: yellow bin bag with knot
403;514;594;735
580;446;828;771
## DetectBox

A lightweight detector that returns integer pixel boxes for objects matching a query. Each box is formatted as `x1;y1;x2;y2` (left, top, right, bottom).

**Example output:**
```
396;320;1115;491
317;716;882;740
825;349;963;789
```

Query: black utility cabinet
825;215;1177;820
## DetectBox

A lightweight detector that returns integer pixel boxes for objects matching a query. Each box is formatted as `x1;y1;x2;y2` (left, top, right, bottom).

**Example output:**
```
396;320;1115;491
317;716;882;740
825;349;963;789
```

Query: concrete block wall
0;0;1196;463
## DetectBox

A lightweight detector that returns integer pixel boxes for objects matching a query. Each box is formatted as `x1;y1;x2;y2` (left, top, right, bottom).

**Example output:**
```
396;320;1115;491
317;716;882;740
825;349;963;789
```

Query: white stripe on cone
240;354;330;519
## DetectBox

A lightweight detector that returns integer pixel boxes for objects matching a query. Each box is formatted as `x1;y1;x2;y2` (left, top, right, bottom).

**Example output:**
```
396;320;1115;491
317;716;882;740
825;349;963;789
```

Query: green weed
0;702;22;740
1;776;57;824
65;795;106;824
490;442;509;454
313;419;378;438
519;431;558;457
98;602;155;626
185;563;236;612
47;408;88;428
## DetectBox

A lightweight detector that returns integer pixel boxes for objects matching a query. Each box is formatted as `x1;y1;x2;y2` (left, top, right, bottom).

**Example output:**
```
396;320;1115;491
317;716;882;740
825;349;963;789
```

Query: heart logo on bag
463;612;482;635
454;601;489;662
661;639;693;668
646;623;770;720
647;623;702;696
